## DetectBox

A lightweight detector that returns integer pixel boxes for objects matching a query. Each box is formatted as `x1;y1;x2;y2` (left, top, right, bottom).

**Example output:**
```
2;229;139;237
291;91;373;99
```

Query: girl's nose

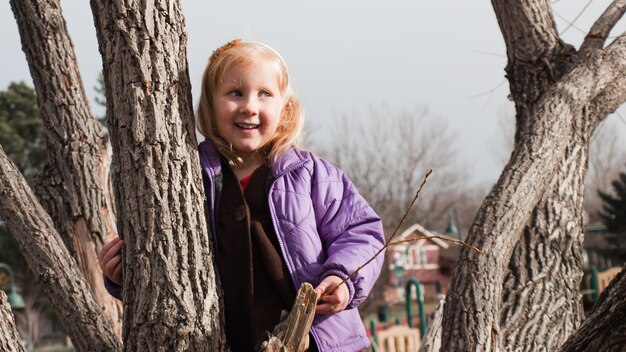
240;97;259;116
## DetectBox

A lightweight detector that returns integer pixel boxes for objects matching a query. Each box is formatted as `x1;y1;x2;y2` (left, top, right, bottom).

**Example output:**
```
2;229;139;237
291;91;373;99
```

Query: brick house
384;223;459;304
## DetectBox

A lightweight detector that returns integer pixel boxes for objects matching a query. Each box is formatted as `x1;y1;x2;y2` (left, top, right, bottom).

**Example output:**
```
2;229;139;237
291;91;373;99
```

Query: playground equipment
586;266;621;304
405;279;426;337
369;279;428;351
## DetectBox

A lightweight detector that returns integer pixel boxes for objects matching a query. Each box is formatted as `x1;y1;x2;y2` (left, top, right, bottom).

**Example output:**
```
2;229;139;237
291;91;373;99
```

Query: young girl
99;39;385;352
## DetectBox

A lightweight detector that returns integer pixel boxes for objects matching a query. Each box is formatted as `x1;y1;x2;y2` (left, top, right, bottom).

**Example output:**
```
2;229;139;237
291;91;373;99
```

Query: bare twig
388;169;433;243
388;235;483;255
322;169;482;300
322;169;432;298
581;0;626;51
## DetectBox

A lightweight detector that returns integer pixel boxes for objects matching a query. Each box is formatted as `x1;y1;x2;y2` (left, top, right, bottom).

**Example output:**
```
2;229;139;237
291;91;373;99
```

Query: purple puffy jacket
199;140;385;351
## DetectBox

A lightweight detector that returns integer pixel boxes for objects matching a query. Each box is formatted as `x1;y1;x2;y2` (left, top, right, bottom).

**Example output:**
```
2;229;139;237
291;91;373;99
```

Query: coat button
235;205;246;222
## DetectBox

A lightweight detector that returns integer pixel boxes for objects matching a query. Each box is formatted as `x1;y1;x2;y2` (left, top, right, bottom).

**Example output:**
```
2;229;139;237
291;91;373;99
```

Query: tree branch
559;265;626;351
491;0;563;63
580;0;626;51
0;147;122;351
0;292;26;352
590;33;626;119
491;0;576;114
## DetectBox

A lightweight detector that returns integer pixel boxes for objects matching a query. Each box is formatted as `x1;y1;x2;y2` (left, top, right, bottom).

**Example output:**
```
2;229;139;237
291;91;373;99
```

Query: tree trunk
0;147;122;351
559;263;626;351
89;0;226;350
440;0;626;349
9;0;122;336
0;291;26;352
500;136;588;350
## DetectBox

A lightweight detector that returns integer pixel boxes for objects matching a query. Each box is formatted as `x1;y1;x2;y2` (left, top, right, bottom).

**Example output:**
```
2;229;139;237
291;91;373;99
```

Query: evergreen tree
0;81;45;179
598;163;626;235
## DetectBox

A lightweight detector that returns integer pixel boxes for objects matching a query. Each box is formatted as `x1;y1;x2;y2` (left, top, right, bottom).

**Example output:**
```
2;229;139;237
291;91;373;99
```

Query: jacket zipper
266;161;321;348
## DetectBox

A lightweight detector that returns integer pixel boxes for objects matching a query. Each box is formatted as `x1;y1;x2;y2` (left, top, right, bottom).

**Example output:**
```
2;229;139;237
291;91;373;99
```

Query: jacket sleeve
104;276;123;300
311;159;385;309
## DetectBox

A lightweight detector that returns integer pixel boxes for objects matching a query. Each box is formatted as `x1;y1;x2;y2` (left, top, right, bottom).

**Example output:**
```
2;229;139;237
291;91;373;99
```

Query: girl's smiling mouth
236;123;260;129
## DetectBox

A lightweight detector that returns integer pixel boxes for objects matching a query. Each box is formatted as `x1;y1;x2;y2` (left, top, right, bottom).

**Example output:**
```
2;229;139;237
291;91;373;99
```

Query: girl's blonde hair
196;39;304;163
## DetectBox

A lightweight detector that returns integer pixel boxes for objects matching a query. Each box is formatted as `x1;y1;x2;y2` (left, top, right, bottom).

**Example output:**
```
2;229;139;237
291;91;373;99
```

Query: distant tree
318;105;479;233
598;164;626;235
0;82;45;179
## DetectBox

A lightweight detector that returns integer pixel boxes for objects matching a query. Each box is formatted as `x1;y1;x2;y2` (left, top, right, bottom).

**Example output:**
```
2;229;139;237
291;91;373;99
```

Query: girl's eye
229;90;243;97
259;91;271;98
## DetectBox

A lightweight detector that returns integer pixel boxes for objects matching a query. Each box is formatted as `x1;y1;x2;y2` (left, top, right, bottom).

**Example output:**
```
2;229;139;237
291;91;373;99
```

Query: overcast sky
1;1;625;186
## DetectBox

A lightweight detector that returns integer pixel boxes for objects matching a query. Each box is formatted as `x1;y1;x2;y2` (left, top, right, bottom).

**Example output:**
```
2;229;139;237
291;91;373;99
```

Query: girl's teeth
237;123;258;129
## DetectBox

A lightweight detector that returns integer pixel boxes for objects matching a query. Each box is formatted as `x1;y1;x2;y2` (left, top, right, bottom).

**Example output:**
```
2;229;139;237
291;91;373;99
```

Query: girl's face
213;60;285;159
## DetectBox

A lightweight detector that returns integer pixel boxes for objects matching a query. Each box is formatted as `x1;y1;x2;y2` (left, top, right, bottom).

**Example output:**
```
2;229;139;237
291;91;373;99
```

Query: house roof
395;223;451;249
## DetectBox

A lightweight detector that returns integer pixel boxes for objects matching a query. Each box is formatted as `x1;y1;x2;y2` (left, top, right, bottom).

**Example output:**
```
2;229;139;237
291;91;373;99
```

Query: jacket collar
198;139;308;178
198;140;222;177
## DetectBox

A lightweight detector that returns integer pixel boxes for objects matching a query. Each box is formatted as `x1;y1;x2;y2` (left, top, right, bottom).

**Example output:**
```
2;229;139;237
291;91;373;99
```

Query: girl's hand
99;237;123;285
314;275;350;314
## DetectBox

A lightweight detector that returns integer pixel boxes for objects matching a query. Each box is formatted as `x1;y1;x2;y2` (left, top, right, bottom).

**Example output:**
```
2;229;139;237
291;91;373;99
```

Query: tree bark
440;1;626;349
500;138;587;350
90;0;226;350
559;263;626;351
0;147;122;351
9;0;122;336
0;291;26;352
418;299;444;352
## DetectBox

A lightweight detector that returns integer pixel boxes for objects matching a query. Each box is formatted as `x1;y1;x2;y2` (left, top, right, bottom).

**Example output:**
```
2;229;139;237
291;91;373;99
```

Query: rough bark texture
559;263;626;351
0;147;122;351
9;0;122;336
0;291;27;352
500;141;587;350
440;0;626;350
418;299;444;352
90;1;226;350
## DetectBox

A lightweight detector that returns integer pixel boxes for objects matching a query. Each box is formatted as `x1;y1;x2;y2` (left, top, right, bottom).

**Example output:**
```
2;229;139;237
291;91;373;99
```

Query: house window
411;247;428;268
